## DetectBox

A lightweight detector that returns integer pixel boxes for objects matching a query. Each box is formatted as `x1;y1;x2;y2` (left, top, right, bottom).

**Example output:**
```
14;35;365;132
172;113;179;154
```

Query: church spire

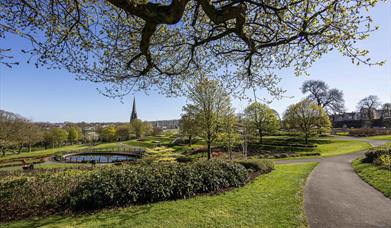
130;97;138;122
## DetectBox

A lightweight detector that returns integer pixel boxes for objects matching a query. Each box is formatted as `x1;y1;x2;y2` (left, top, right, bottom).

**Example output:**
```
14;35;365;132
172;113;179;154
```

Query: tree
129;119;149;139
68;127;80;144
382;103;391;127
0;110;26;155
143;122;153;136
100;126;117;142
357;95;381;120
44;128;68;147
301;80;345;114
116;125;131;141
0;110;44;154
283;99;331;144
19;122;43;152
217;113;241;160
0;0;383;97
244;102;280;143
180;105;200;147
186;77;233;159
382;103;391;117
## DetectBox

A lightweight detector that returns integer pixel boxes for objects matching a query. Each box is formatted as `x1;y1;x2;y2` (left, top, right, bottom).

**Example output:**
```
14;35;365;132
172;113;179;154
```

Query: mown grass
275;139;371;160
365;135;391;141
352;158;391;198
0;145;87;162
315;140;371;157
3;162;317;228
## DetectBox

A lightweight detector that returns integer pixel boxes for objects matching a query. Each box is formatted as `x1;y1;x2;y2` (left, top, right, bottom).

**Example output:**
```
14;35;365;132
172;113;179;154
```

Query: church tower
130;97;138;122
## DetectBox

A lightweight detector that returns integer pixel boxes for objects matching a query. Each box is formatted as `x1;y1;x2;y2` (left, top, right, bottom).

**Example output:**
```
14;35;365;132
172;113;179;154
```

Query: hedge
0;159;249;221
235;159;274;173
364;148;390;163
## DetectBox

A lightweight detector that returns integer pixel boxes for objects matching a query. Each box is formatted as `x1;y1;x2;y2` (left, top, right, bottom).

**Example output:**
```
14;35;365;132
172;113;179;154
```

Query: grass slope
352;159;391;198
316;140;371;157
0;145;87;162
4;162;317;228
365;135;391;141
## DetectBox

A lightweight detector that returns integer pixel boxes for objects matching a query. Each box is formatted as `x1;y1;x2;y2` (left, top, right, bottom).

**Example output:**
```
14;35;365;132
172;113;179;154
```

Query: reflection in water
64;153;136;163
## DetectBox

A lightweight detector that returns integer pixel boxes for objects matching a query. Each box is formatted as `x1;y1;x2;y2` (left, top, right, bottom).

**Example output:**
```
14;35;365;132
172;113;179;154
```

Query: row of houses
331;108;391;128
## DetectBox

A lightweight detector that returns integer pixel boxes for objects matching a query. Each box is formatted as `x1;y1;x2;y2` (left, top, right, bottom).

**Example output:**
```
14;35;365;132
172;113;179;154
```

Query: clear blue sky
0;2;390;123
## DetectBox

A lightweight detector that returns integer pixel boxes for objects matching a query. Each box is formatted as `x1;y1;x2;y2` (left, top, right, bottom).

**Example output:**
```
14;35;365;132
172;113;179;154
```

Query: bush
0;160;250;222
348;128;391;137
363;149;390;163
0;170;87;221
176;157;193;163
235;159;274;173
374;154;391;170
69;159;248;211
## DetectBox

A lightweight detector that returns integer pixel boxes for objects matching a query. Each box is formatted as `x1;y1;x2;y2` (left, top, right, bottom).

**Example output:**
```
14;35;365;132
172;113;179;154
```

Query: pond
63;153;137;163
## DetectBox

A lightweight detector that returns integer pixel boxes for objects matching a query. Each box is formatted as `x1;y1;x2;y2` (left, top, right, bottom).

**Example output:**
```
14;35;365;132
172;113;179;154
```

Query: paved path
277;137;391;228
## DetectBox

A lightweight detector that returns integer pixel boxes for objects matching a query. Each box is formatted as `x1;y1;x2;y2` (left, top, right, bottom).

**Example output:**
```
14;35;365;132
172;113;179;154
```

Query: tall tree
19;123;43;152
68;127;80;144
0;110;25;155
186;77;233;159
301;80;345;114
283;99;331;144
382;103;391;117
217;113;240;160
45;128;68;147
244;102;280;143
100;126;117;142
116;124;131;141
0;110;43;154
129;119;150;139
180;105;200;147
0;0;383;97
357;95;381;120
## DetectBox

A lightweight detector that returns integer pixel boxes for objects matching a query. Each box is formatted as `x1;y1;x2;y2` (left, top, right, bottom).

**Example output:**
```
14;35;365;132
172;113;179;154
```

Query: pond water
63;153;137;163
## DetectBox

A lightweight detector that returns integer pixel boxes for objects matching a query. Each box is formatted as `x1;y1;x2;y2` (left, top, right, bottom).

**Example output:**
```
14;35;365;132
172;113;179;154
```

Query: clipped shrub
298;152;321;157
0;170;87;221
363;149;390;163
0;160;249;221
68;159;248;211
235;159;274;173
348;128;391;137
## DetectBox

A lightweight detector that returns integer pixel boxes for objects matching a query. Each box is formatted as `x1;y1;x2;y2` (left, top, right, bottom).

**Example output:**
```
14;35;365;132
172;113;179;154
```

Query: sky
0;2;390;123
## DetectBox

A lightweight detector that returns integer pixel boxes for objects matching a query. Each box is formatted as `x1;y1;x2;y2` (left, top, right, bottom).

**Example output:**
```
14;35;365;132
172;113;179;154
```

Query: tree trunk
229;147;232;160
259;131;263;144
28;144;32;152
188;135;192;147
207;141;212;160
305;134;308;145
18;146;23;154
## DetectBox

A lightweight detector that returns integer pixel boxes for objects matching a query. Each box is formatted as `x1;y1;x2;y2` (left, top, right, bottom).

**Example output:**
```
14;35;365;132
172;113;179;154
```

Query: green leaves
0;0;383;97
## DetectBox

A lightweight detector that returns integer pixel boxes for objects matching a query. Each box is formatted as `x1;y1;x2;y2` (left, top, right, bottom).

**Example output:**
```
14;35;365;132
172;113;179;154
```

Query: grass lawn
315;140;371;157
275;139;371;160
3;162;317;228
0;145;87;163
352;158;391;198
365;135;391;141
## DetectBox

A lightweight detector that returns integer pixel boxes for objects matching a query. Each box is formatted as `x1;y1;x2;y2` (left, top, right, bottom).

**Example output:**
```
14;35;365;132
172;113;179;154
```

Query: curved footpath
277;137;391;228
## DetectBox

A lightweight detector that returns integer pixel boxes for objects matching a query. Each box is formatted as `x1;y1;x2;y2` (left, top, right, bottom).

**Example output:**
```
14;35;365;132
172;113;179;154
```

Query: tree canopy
357;95;381;120
244;102;280;143
283;99;331;144
185;77;233;159
0;0;383;97
301;80;345;114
